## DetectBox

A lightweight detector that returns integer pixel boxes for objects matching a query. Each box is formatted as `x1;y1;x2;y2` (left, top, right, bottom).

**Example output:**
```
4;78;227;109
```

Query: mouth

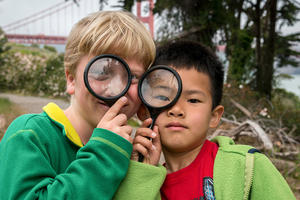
166;122;187;131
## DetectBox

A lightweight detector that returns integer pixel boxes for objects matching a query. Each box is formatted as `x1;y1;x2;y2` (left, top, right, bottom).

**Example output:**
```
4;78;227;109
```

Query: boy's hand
131;118;162;166
97;96;133;143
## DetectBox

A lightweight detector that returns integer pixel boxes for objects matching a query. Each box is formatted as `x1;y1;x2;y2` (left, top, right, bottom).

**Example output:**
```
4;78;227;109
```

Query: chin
124;111;135;119
123;106;137;118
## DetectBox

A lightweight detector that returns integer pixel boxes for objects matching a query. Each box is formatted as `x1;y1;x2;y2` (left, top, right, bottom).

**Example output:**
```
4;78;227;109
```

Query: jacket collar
43;103;83;147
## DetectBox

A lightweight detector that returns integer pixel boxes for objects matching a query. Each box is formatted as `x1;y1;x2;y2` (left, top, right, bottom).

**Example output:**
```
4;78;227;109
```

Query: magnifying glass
138;65;182;161
84;54;131;106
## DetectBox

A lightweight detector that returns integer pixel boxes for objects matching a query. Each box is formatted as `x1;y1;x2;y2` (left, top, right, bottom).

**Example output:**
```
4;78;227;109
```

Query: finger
111;113;128;126
133;143;149;158
102;96;128;121
140;118;152;128
112;125;133;141
133;135;154;151
126;135;133;144
135;127;157;139
122;125;133;137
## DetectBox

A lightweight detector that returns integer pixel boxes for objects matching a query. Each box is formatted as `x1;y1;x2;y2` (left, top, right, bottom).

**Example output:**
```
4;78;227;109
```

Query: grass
0;98;25;140
0;98;13;112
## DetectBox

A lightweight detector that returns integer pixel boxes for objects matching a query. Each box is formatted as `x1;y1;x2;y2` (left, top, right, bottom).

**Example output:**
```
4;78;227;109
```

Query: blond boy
0;11;165;199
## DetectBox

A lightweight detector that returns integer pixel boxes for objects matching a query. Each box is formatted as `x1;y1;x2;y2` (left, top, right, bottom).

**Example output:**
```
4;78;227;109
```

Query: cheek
127;84;140;101
189;112;202;123
189;110;212;129
155;112;167;128
74;80;86;95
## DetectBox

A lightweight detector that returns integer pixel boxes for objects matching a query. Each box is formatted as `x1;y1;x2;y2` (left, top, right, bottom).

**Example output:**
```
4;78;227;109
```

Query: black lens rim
84;54;132;104
138;65;182;110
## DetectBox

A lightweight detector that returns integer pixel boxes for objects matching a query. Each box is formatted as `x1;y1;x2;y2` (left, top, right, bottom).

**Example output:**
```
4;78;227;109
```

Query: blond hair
64;10;155;75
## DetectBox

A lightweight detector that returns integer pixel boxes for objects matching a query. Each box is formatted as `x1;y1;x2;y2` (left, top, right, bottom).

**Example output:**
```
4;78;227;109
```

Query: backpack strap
243;148;260;200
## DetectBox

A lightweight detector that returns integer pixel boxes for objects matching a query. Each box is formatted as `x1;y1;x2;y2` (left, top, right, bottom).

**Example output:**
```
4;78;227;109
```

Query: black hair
153;40;224;110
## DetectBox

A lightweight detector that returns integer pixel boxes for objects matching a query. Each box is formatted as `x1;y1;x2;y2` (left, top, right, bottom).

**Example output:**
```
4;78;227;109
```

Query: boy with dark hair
134;40;296;200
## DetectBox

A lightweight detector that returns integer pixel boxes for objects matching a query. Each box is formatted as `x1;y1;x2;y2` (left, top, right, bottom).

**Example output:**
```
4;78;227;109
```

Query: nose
125;82;138;98
167;103;185;118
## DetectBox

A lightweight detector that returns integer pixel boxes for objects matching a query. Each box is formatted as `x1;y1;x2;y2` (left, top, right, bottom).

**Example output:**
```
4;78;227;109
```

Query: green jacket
0;103;141;199
115;136;296;200
212;136;295;200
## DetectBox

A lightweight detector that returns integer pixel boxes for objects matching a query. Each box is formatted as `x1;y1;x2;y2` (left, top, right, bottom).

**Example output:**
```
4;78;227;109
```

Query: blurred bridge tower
136;0;154;37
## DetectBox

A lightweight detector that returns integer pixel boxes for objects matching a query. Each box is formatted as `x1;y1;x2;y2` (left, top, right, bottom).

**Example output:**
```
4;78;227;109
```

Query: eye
188;98;200;103
155;95;170;101
89;73;109;81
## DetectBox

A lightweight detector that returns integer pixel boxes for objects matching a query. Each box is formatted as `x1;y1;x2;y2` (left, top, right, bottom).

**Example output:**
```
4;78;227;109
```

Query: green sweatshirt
212;136;295;200
114;136;296;200
0;103;135;199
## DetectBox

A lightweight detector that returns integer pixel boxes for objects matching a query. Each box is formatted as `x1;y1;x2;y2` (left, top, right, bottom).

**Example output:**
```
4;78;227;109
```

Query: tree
260;0;277;99
221;0;255;84
147;0;300;99
246;0;300;98
0;27;10;89
0;28;9;56
154;0;229;48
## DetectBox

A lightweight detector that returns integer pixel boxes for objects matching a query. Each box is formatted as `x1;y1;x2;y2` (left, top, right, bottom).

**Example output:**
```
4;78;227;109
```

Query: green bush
0;43;67;98
271;88;300;135
44;45;57;53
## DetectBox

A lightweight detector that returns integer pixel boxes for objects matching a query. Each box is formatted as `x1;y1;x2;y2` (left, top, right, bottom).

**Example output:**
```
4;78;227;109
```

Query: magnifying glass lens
138;65;182;162
87;57;129;98
141;69;179;108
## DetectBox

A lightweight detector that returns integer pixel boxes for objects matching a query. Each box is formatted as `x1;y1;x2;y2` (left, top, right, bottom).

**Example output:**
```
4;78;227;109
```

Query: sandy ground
0;93;69;113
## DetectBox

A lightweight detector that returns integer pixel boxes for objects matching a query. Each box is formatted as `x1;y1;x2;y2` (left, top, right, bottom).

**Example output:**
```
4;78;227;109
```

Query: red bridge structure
6;34;67;45
2;0;154;45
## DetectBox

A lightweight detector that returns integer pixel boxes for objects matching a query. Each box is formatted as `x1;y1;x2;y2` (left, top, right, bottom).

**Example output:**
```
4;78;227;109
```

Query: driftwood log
209;98;299;160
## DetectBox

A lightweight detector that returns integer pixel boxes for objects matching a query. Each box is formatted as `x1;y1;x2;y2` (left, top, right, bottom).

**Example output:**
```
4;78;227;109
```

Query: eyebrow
184;90;207;97
154;85;174;92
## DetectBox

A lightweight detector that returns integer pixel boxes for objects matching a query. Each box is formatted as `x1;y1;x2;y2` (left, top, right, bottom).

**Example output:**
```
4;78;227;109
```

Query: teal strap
243;152;255;200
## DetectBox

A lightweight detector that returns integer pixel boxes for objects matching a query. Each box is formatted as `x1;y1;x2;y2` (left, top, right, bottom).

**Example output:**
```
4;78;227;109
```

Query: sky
0;0;124;25
0;0;299;37
0;0;156;37
0;0;68;26
0;0;119;36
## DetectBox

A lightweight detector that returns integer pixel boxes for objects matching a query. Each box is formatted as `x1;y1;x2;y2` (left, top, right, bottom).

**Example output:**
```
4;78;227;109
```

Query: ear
209;105;224;128
137;104;150;121
65;68;75;95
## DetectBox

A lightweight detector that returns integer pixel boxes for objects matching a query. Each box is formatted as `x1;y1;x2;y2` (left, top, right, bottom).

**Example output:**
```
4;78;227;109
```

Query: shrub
0;43;67;98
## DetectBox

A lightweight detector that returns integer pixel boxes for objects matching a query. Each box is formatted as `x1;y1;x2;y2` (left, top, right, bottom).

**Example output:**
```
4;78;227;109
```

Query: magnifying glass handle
138;147;148;162
138;116;157;162
137;135;152;162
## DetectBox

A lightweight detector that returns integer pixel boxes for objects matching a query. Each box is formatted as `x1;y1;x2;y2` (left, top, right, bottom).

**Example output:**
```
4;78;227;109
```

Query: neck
64;105;94;145
163;144;204;173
